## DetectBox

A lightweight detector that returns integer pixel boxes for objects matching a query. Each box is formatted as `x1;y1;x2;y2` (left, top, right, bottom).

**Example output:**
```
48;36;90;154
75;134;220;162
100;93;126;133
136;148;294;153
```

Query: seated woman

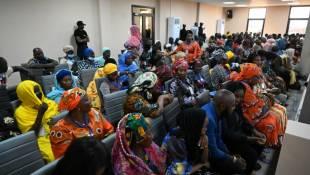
247;53;287;105
162;108;209;175
124;72;173;118
230;63;287;146
47;69;78;103
52;137;112;175
118;50;139;88
59;45;80;70
71;48;101;78
86;63;119;110
154;63;173;92
15;80;59;162
169;59;197;109
188;59;210;93
50;87;114;158
112;113;166;175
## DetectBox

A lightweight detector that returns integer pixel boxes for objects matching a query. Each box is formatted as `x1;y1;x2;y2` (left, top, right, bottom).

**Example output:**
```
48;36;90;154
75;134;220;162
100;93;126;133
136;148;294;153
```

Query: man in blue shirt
202;89;246;174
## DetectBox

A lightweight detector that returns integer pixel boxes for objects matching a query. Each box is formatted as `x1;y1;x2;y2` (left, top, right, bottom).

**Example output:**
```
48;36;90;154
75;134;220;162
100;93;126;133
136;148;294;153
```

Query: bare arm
30;103;48;136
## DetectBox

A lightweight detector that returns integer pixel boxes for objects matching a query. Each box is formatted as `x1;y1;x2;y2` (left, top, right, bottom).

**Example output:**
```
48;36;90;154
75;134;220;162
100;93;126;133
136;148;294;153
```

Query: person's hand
199;134;208;149
159;94;173;105
233;155;247;170
38;102;48;115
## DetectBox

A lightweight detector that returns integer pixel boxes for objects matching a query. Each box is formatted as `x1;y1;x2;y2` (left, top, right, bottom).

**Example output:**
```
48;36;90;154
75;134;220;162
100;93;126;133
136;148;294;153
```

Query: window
247;8;266;34
287;6;310;34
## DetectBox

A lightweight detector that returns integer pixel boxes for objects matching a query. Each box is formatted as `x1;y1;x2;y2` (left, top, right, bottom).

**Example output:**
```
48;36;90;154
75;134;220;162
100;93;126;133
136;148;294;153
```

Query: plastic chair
79;68;96;88
41;74;55;95
103;90;127;126
162;98;181;131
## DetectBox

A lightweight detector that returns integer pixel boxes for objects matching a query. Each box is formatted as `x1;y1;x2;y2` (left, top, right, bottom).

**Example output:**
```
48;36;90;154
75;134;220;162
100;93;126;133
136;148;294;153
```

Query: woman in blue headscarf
118;50;139;88
47;69;78;103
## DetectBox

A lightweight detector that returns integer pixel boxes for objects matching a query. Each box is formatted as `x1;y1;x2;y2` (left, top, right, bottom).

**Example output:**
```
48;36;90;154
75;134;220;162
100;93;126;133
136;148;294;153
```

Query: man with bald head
202;89;246;174
26;47;58;76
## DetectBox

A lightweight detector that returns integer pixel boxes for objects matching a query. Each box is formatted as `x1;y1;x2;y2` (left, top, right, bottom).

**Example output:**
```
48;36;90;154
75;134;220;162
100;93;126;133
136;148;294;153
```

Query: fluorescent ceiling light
288;2;300;5
235;4;247;7
223;1;236;5
281;0;295;1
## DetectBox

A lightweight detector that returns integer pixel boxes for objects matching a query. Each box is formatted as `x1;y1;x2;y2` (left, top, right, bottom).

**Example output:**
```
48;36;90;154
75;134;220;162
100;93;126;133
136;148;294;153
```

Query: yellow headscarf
15;80;58;162
226;50;234;60
87;63;118;110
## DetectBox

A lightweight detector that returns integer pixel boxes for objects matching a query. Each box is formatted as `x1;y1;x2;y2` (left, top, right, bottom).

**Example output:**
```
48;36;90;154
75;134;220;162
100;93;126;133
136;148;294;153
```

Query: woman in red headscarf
169;58;197;109
50;87;114;158
230;63;287;146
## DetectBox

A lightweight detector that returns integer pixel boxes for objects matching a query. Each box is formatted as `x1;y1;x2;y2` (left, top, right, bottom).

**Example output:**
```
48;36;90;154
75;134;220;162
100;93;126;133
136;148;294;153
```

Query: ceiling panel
193;0;310;7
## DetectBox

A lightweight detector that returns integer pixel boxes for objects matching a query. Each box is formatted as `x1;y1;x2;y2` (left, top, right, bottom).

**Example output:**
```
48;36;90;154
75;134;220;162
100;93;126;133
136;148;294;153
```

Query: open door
132;5;155;44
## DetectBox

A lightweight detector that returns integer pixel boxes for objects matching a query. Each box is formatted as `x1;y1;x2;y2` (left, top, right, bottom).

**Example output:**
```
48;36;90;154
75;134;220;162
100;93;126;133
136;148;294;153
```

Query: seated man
26;47;58;75
201;89;246;174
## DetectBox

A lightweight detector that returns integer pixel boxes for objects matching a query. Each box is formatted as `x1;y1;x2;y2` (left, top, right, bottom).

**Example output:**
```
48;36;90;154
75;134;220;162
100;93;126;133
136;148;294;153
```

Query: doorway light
223;1;236;5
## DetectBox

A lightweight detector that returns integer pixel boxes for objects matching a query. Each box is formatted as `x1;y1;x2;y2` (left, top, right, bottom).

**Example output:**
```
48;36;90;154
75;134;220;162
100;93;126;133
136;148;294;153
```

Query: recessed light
223;1;236;5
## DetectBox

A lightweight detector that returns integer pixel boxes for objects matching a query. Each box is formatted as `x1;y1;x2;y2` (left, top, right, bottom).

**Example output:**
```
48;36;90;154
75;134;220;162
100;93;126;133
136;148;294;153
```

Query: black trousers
209;156;244;175
226;141;264;175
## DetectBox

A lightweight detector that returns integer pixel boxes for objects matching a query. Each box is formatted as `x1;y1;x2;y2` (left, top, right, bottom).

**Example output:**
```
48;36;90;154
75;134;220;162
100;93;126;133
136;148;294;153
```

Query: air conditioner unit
167;17;181;42
216;19;225;34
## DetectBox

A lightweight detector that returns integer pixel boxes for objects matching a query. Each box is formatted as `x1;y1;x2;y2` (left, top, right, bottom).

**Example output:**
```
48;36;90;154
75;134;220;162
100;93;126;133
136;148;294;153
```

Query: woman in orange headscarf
230;63;287;146
50;87;114;158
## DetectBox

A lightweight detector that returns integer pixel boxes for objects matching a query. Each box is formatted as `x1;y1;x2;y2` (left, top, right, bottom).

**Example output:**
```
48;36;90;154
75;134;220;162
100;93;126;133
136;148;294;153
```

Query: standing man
191;22;199;39
74;21;89;59
179;24;187;41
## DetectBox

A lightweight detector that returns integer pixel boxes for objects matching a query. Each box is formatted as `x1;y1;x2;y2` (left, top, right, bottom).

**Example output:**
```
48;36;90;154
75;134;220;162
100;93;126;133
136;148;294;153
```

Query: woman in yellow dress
15;80;58;162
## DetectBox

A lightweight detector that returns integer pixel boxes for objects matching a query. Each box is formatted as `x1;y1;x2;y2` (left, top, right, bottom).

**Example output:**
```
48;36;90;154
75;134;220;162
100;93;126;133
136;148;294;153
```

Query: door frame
131;5;155;44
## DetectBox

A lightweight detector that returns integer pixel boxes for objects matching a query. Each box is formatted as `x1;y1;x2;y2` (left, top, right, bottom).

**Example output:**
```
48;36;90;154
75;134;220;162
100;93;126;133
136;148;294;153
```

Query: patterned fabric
15;80;59;162
128;72;158;95
47;69;78;103
172;58;189;75
230;63;262;81
124;93;159;118
156;64;172;79
242;82;287;146
176;41;201;63
211;49;228;62
210;65;228;90
50;108;114;158
112;113;166;175
162;130;192;175
125;113;149;144
72;60;101;78
58;87;86;112
169;78;196;107
87;64;118;109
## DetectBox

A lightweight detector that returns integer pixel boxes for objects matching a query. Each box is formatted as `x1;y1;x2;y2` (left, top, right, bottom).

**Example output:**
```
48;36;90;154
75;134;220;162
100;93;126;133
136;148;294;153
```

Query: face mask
67;54;74;58
88;57;95;61
0;73;7;87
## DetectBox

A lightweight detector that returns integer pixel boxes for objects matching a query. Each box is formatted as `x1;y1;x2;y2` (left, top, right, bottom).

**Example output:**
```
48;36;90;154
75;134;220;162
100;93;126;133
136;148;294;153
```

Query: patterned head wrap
58;87;86;111
211;49;228;62
156;64;172;79
125;113;149;144
230;63;262;81
127;72;158;94
172;58;189;75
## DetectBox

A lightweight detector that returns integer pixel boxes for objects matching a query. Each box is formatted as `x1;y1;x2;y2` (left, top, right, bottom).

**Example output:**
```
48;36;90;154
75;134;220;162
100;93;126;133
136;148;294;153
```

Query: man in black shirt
74;21;89;59
179;24;187;41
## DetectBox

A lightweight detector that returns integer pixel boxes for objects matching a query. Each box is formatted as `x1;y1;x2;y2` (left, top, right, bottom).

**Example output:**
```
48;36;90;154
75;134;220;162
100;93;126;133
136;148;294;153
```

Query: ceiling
193;0;310;7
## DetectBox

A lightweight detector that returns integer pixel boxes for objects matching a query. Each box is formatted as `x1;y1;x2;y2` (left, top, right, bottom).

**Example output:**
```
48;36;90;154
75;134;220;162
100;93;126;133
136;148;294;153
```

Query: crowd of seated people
0;23;307;174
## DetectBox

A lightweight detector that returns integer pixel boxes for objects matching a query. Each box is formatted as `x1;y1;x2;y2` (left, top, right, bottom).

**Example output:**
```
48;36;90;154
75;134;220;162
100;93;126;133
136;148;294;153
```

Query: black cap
76;21;86;26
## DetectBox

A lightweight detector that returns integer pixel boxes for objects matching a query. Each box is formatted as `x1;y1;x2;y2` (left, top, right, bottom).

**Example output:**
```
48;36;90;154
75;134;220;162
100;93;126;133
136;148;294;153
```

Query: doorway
132;5;155;44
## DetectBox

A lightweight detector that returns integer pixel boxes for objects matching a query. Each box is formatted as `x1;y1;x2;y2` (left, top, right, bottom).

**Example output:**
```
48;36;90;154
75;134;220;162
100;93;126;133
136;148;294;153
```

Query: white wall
199;4;224;37
224;6;291;35
224;7;249;33
0;0;101;86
